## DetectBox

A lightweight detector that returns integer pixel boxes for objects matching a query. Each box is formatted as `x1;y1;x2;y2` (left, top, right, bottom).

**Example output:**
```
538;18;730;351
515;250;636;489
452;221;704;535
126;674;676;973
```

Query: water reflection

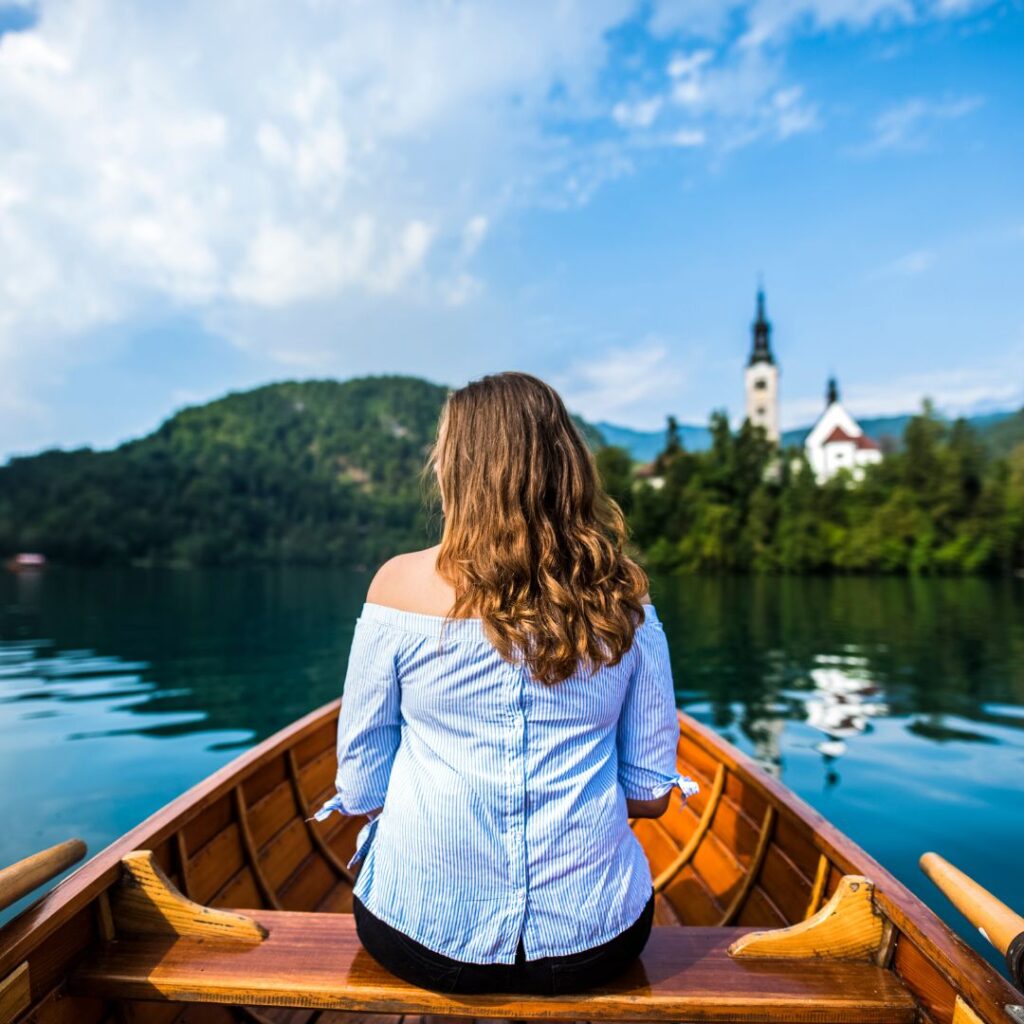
806;658;888;754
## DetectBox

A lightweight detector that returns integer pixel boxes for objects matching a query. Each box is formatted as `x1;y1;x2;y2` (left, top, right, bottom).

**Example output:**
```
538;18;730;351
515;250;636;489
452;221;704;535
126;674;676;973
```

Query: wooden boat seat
67;851;918;1022
74;910;917;1022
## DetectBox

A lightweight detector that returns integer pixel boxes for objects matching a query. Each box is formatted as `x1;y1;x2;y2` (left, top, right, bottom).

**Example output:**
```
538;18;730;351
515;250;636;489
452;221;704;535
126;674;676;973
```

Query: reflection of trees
655;573;1024;764
3;569;1022;757
1;566;372;743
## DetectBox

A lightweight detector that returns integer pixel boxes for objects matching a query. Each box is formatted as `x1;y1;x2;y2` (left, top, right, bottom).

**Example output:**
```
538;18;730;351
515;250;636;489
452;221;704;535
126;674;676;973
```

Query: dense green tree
2;379;1022;576
595;446;635;517
628;402;1024;577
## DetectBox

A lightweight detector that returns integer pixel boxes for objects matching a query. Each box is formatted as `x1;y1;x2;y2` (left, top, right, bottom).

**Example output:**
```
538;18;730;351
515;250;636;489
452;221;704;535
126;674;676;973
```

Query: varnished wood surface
72;912;917;1023
112;851;267;943
952;995;987;1024
0;839;86;913
729;876;883;960
920;852;1024;956
0;963;30;1024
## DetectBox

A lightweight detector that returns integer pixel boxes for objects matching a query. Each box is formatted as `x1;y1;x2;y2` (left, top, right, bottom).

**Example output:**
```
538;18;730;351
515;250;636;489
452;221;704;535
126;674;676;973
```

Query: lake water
1;567;1022;978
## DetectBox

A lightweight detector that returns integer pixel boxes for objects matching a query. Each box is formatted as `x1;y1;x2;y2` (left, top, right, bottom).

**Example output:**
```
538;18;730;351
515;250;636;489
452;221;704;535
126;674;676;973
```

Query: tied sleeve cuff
311;793;349;822
675;774;701;799
309;797;381;870
620;769;700;803
311;792;385;823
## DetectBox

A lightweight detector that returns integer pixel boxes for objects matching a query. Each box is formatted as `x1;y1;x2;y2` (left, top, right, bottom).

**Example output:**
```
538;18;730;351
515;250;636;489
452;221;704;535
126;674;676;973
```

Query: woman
315;372;697;995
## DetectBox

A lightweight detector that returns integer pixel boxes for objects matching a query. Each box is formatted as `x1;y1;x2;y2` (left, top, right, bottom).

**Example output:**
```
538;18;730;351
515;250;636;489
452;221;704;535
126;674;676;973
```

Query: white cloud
0;0;642;449
650;0;1003;49
669;128;708;147
853;94;984;155
653;46;819;152
668;50;715;80
772;86;819;138
612;96;663;129
442;272;483;308
461;216;490;258
553;340;689;425
784;354;1024;427
875;248;938;277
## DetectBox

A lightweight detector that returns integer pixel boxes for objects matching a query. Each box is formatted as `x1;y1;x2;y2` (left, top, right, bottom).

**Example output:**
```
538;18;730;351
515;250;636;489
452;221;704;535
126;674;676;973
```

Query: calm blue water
1;567;1022;979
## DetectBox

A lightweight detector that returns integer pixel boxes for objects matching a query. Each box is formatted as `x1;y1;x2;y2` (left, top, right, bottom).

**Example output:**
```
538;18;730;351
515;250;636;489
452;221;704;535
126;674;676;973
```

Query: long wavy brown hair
431;372;648;685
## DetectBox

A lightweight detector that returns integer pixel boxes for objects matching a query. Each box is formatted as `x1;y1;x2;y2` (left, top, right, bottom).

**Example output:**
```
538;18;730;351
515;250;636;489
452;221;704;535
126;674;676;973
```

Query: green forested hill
0;375;606;568
5;374;1021;574
0;377;452;567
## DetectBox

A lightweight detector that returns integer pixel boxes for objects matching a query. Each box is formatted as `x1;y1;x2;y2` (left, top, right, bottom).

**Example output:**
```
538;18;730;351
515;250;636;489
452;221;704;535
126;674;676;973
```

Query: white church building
803;378;883;483
744;289;882;483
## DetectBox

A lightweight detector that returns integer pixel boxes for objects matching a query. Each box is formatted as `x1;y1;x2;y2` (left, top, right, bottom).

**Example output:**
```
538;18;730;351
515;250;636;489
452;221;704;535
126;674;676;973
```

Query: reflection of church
744;287;883;482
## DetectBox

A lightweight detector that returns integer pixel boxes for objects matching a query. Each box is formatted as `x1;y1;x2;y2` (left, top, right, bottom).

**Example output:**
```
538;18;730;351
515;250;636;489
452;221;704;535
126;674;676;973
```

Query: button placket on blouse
506;664;529;940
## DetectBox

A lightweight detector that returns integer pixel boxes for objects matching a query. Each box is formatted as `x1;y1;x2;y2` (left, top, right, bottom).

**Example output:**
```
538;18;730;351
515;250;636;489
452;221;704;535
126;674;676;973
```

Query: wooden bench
69;852;919;1023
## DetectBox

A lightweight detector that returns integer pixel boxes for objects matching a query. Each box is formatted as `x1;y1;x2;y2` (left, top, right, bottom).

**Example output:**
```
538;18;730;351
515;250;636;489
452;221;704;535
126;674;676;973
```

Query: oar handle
0;838;87;912
920;851;1024;989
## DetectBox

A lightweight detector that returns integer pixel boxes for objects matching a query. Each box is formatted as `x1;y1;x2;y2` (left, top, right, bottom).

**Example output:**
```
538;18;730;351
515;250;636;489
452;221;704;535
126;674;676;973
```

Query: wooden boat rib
1;698;1020;1024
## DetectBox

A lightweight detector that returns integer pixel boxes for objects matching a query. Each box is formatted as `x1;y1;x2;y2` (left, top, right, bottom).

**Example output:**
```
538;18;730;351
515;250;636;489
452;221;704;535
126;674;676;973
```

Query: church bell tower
744;286;780;443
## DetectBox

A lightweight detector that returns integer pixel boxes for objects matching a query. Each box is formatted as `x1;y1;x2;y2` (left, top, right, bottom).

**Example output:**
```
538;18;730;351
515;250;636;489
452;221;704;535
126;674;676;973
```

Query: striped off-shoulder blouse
315;601;697;965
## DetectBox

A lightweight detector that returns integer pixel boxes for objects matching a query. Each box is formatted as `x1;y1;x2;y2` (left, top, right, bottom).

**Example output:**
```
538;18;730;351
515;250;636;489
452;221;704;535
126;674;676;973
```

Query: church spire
826;376;839;406
743;280;780;444
749;284;775;367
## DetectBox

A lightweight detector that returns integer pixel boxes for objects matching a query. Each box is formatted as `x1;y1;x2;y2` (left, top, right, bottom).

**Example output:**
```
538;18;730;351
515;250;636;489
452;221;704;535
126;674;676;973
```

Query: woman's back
316;373;697;992
318;549;691;963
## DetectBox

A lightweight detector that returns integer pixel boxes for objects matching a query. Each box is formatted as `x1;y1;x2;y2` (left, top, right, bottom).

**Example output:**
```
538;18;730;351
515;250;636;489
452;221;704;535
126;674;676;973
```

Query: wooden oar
920;851;1024;990
0;839;87;913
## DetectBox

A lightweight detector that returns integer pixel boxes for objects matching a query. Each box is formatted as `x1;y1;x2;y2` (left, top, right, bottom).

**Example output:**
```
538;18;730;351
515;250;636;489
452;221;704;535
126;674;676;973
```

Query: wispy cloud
612;96;664;129
619;45;820;156
874;248;938;277
784;353;1024;427
554;339;689;425
852;94;984;156
650;0;1004;46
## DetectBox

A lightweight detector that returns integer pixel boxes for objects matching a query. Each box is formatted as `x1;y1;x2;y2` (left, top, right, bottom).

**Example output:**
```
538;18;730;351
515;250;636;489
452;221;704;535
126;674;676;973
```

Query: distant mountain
0;376;607;569
596;421;711;461
600;409;1019;462
977;407;1024;458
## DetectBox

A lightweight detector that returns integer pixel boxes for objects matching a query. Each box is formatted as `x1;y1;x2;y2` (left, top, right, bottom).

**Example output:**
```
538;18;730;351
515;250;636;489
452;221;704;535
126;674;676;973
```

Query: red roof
822;424;882;451
823;425;857;444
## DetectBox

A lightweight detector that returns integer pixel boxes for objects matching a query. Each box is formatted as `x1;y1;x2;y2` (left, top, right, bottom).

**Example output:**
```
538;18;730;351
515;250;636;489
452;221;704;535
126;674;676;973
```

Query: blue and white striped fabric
315;601;697;965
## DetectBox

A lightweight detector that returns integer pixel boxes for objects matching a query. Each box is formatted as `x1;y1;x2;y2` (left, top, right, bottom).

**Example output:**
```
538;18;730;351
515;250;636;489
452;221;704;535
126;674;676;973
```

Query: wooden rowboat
1;699;1021;1024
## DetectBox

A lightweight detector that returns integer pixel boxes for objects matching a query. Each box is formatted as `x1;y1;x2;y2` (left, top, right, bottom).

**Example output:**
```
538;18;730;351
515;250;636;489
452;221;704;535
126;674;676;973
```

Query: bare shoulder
365;546;454;614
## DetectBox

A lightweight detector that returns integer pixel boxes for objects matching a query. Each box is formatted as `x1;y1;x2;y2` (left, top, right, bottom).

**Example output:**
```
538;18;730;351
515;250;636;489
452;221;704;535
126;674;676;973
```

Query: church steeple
826;376;839;406
743;281;780;443
748;286;775;366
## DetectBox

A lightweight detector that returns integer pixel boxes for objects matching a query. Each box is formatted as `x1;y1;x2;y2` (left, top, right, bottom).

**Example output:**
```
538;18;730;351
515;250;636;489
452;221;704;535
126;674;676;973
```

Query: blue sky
0;0;1022;459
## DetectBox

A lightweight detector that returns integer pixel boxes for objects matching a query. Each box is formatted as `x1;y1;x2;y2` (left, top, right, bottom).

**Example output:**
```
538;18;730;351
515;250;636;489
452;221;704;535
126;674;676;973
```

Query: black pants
353;890;655;995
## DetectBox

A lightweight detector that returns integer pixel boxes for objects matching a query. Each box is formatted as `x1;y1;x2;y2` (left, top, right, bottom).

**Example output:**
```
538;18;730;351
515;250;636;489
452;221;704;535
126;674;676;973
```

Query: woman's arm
314;610;402;822
627;793;672;819
616;606;698;820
